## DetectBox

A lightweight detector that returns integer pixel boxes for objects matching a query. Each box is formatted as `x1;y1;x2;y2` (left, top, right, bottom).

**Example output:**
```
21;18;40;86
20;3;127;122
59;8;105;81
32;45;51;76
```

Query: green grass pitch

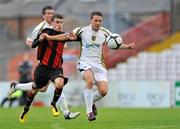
0;107;180;129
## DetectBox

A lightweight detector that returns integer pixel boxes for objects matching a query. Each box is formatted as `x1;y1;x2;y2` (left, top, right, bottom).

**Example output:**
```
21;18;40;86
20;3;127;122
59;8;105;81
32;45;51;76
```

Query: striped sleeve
73;27;83;37
100;27;113;37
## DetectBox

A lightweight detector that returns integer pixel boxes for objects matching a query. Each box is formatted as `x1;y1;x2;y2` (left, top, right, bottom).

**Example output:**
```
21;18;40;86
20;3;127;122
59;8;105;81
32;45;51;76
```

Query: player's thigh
95;81;108;96
83;69;94;85
78;61;94;86
50;67;65;89
93;64;107;82
77;61;92;81
34;65;50;89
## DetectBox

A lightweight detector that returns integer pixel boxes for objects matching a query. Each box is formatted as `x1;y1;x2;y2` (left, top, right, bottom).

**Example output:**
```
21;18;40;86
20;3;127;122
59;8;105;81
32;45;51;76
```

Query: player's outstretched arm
44;33;66;40
119;42;135;49
43;33;76;41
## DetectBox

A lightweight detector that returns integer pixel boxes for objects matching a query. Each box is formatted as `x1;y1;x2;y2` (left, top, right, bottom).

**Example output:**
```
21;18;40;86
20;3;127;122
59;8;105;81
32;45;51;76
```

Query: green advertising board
175;81;180;106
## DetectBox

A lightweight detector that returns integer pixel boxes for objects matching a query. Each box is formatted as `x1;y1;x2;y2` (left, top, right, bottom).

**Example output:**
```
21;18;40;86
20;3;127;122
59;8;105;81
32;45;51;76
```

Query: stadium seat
108;42;180;81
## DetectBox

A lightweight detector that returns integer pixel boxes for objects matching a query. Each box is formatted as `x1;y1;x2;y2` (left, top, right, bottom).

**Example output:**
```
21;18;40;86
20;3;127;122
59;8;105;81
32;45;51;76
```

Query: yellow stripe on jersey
79;41;83;58
100;51;106;69
74;27;83;36
100;27;111;37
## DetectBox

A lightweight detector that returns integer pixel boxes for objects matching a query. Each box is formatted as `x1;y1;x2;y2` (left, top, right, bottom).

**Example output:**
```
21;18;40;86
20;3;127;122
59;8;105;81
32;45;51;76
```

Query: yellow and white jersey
73;24;112;64
26;21;52;42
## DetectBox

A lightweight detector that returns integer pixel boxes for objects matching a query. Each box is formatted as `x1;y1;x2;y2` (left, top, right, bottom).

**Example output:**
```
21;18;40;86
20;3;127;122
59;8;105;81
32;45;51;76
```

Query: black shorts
33;63;67;89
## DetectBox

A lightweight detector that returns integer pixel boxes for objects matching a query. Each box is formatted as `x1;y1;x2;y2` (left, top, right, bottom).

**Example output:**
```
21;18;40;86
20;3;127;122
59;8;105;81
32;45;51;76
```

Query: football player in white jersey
8;6;80;120
44;11;134;121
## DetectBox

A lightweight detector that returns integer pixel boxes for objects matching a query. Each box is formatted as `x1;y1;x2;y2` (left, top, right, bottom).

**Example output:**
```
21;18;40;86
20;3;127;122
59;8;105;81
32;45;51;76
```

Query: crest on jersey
91;36;96;41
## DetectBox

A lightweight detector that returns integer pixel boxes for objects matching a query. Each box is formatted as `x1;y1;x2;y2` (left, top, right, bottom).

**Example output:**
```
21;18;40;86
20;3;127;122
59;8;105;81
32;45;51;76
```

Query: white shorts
77;61;107;82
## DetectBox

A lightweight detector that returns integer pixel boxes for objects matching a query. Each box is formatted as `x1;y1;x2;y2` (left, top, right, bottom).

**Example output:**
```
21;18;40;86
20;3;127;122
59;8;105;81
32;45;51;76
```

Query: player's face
52;18;63;32
43;9;54;24
91;15;103;31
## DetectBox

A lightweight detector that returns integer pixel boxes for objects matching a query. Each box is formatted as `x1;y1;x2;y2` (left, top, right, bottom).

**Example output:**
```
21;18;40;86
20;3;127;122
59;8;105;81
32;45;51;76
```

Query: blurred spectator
18;53;33;105
0;90;23;107
1;53;33;107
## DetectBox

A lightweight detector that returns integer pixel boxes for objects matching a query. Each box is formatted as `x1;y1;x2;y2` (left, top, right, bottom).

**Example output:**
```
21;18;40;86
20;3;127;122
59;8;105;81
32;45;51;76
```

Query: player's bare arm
66;32;77;40
119;42;135;49
43;33;68;41
43;32;77;41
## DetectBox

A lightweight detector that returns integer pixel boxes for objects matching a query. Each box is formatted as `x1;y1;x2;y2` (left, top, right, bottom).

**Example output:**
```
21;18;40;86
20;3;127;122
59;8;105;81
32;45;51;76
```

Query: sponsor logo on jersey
86;43;100;48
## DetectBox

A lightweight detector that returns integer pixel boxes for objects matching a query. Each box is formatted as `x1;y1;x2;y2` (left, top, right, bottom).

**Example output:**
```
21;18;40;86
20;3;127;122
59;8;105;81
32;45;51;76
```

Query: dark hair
41;6;53;15
90;11;103;19
51;14;63;21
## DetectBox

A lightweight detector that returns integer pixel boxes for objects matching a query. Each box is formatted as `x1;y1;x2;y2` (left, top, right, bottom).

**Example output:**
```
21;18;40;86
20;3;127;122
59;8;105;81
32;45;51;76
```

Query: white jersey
26;21;52;42
73;24;112;64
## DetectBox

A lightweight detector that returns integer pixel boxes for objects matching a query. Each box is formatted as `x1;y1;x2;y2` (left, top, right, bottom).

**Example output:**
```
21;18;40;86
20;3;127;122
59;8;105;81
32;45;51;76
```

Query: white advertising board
104;81;172;107
0;81;172;108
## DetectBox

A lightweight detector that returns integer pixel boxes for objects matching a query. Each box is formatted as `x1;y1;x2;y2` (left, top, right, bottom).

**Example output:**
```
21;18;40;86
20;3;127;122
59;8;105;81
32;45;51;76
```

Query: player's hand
39;33;45;41
128;43;135;49
43;33;50;39
66;32;77;40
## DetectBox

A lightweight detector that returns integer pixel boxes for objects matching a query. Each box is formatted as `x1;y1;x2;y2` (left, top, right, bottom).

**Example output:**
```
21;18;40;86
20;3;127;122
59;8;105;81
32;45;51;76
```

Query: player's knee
86;80;94;88
55;79;64;89
99;89;108;97
54;77;64;89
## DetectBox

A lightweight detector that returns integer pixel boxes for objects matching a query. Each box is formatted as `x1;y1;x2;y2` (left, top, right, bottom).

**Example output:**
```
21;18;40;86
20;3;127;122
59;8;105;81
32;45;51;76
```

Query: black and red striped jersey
34;28;65;69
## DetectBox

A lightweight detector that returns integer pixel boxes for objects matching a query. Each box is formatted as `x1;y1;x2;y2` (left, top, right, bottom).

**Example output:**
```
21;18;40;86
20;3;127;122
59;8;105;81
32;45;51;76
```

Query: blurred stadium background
1;0;180;127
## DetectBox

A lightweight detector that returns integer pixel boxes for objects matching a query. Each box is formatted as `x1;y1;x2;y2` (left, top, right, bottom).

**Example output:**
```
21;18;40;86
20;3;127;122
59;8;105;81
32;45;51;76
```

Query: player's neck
90;24;99;32
46;20;51;26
